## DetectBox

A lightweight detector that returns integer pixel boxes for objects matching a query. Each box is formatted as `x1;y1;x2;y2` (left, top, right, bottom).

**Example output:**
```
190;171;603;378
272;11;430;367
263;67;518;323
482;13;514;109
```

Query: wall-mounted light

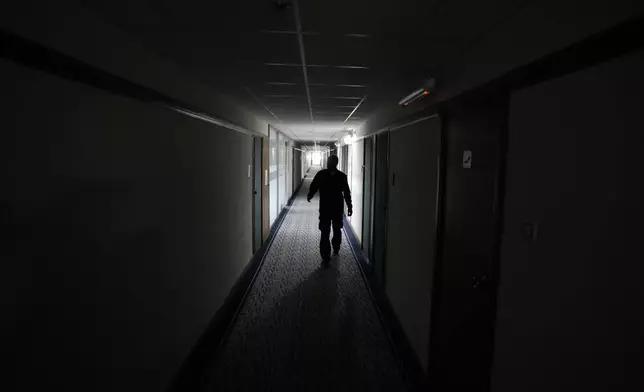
343;134;355;145
342;129;357;145
398;78;436;108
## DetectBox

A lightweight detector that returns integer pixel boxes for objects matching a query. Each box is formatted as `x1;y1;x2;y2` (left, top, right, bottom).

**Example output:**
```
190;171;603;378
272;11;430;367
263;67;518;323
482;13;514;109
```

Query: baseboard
343;217;430;392
167;181;304;391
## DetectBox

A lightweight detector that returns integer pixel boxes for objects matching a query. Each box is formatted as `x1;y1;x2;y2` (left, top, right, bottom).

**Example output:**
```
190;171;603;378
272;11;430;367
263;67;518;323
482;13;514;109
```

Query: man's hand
348;208;353;217
307;197;312;203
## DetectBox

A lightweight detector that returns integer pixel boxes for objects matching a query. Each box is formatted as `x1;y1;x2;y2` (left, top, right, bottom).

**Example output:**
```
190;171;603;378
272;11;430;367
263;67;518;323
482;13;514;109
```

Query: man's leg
319;217;332;262
331;216;343;254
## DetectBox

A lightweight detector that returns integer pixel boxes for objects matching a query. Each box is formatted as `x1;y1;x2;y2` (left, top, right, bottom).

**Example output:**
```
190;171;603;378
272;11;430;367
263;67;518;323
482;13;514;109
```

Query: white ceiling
81;0;644;141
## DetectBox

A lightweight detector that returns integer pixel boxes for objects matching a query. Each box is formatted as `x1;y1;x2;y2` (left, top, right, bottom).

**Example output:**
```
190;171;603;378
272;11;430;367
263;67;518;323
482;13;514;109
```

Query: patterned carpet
203;167;409;392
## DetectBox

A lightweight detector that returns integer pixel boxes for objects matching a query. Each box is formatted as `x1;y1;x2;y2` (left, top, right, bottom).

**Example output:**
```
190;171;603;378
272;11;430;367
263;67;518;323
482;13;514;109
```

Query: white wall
268;128;296;225
348;140;364;243
492;49;644;392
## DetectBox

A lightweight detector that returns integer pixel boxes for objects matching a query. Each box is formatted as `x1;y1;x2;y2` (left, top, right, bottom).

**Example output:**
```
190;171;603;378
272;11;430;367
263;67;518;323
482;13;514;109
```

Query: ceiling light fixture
344;96;366;124
399;78;436;108
342;129;357;145
292;0;314;123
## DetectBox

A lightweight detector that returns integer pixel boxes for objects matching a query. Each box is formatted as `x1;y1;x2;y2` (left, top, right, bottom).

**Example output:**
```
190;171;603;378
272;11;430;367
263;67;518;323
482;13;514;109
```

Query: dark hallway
203;166;407;391
3;1;644;392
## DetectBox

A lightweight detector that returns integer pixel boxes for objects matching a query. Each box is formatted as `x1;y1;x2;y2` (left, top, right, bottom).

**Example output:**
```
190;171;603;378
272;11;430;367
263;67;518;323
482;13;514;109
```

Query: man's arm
342;174;353;215
307;172;320;202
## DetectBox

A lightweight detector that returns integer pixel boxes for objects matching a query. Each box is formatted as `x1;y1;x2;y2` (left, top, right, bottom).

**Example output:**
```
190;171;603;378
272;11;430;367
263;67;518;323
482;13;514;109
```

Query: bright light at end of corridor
312;152;322;165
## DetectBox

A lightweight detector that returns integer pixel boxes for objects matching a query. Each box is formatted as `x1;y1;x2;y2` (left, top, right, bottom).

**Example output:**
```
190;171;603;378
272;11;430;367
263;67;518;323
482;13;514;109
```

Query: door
428;98;507;391
262;136;270;241
287;145;293;198
252;136;262;253
269;128;278;225
372;131;390;288
278;136;286;211
342;145;349;173
291;148;297;195
362;136;374;260
386;117;442;371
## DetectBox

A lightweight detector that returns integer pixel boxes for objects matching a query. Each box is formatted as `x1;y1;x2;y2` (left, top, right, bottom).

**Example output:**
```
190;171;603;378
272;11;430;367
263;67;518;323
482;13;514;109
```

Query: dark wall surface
358;1;644;135
429;95;508;391
492;49;644;392
1;59;254;391
0;2;267;136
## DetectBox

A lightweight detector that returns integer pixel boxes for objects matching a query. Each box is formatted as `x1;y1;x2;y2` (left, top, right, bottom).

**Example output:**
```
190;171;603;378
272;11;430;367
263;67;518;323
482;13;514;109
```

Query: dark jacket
307;169;352;218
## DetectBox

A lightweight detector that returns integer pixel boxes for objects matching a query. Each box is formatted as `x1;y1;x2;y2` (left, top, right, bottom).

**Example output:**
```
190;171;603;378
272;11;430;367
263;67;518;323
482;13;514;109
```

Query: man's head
327;155;339;170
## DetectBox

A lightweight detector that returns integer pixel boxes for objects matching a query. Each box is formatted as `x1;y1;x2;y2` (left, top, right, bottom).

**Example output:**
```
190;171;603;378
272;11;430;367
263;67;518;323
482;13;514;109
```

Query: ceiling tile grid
80;0;637;142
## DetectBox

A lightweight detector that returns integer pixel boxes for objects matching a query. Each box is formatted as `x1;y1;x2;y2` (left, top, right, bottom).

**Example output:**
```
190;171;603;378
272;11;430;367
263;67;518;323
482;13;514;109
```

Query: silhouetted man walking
307;155;353;266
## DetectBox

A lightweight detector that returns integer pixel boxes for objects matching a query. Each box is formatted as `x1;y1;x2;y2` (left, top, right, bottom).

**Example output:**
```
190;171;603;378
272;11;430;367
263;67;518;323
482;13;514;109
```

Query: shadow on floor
204;260;369;391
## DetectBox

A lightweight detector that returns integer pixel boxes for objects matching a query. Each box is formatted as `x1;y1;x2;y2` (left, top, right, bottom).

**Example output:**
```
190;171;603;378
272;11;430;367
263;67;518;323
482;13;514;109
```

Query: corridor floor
203;166;409;392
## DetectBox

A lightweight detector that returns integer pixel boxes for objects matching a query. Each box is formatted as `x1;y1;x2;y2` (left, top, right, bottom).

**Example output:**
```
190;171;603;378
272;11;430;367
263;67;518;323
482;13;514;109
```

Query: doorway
372;131;390;288
428;97;508;391
252;136;262;253
362;136;375;261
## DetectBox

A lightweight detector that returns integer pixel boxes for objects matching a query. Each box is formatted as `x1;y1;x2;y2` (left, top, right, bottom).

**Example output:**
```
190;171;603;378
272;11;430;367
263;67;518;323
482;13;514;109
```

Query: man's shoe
333;249;339;256
321;257;331;268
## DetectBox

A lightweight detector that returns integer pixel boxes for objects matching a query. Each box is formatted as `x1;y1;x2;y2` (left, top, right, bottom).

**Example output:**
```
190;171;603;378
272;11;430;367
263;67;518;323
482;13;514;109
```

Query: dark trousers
319;215;343;259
